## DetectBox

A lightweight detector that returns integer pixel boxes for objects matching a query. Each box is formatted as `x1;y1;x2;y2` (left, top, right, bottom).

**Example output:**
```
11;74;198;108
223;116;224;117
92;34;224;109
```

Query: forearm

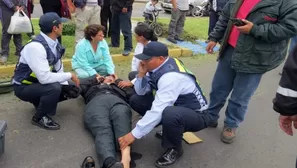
121;146;131;168
133;77;151;95
2;0;16;9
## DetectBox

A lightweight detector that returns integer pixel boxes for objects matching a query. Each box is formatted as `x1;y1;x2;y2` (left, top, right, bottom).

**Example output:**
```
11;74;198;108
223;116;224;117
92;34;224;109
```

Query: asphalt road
31;3;171;19
0;56;296;168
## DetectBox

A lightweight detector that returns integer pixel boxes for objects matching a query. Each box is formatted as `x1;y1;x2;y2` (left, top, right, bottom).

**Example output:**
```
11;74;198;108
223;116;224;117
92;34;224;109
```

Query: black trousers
40;4;62;44
128;71;138;81
101;5;112;37
208;10;220;35
14;83;67;118
111;10;132;50
84;94;132;167
129;93;211;149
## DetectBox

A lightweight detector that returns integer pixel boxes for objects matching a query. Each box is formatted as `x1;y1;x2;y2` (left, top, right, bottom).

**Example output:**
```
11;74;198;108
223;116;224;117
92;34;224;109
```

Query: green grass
133;17;209;41
1;19;145;64
2;17;209;65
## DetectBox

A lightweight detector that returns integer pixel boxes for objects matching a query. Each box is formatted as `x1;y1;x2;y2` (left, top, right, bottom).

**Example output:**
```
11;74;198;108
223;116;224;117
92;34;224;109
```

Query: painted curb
0;48;193;78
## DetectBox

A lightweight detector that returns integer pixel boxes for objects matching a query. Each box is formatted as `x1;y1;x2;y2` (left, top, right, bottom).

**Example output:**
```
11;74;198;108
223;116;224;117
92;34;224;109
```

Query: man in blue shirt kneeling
118;41;212;168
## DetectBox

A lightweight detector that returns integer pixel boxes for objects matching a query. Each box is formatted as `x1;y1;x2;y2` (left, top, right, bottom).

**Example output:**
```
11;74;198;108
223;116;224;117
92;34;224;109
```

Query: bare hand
206;41;217;54
95;74;104;82
118;81;133;89
118;132;135;150
138;61;148;77
279;114;297;136
122;7;128;13
237;19;253;34
71;73;80;86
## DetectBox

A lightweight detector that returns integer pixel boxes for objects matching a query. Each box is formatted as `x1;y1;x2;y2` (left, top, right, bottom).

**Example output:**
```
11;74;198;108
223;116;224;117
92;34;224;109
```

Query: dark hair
84;24;105;41
134;22;158;42
152;0;158;2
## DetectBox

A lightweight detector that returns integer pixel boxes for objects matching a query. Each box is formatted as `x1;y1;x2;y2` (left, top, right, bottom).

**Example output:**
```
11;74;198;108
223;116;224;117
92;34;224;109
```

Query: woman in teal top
72;24;115;78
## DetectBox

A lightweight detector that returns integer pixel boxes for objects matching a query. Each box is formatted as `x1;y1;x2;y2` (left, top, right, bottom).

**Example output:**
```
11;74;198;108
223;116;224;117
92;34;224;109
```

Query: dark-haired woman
117;23;158;89
131;23;158;72
71;24;115;78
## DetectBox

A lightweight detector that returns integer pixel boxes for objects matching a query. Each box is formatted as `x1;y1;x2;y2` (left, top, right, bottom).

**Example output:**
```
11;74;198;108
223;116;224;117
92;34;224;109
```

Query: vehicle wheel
154;24;163;37
191;7;204;17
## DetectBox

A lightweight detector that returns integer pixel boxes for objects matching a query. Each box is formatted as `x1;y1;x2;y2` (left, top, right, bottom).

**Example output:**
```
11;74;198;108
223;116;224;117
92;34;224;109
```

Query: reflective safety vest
149;57;208;111
13;35;65;85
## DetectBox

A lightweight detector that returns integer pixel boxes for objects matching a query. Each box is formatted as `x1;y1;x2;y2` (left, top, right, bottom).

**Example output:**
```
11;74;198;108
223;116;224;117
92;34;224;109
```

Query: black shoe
208;121;218;128
155;130;163;139
175;37;184;41
167;37;177;44
81;156;95;168
155;148;183;168
108;162;123;168
31;116;60;130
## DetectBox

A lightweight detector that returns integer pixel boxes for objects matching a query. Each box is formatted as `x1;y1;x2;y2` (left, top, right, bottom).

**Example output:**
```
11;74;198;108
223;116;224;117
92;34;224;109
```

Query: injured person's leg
84;95;132;168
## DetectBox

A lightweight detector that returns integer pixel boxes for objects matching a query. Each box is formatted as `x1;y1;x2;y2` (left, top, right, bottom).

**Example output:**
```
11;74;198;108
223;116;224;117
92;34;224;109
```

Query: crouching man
118;42;212;167
12;13;80;130
79;74;135;168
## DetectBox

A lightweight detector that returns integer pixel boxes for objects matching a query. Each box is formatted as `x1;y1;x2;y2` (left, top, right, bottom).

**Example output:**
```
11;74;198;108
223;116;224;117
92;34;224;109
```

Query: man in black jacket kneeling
79;74;135;168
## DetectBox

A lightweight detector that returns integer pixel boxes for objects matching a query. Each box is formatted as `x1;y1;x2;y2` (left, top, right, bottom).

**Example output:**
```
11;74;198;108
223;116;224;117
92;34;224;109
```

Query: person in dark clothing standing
110;0;134;56
273;44;297;168
206;0;228;43
100;0;112;37
40;0;62;44
0;0;26;64
79;74;135;168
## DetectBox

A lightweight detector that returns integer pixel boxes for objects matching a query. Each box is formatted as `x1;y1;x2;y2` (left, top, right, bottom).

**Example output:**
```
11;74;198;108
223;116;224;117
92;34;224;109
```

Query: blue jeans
208;45;263;128
289;36;297;54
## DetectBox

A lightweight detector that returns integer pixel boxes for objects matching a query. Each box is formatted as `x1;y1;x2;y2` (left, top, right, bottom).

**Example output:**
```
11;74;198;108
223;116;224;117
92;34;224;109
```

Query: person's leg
155;106;210;167
208;10;217;35
101;6;109;37
94;66;109;76
13;83;62;129
75;68;91;78
174;10;186;41
208;45;236;126
110;103;132;167
167;9;181;43
119;11;133;56
129;93;154;116
128;71;138;81
111;11;120;47
52;4;62;43
74;7;88;44
108;8;112;37
1;9;14;62
12;34;22;56
221;71;263;143
89;6;101;25
84;95;123;168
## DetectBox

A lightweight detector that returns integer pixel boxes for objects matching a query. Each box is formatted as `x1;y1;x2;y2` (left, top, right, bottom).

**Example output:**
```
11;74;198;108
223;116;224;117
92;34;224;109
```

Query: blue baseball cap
135;41;169;60
39;12;68;33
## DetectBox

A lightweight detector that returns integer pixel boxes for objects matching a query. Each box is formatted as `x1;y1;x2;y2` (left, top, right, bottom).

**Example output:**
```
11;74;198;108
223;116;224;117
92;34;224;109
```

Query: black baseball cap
39;12;68;33
135;41;169;60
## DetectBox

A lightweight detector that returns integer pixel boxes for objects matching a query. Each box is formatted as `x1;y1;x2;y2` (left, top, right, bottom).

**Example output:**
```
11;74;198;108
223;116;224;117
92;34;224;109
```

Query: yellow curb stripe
0;48;193;78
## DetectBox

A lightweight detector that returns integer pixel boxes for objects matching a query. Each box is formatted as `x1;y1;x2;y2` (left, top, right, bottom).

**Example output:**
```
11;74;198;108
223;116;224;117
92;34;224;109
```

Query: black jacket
273;45;297;116
40;0;61;6
79;76;135;104
111;0;134;12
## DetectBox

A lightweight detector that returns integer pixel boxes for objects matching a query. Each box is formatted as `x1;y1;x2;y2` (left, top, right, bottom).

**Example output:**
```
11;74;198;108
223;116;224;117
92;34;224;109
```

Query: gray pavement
31;3;170;19
0;56;296;168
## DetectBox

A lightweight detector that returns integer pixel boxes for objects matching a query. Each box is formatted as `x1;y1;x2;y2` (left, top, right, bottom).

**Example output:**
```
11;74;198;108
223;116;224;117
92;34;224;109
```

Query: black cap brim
135;53;152;60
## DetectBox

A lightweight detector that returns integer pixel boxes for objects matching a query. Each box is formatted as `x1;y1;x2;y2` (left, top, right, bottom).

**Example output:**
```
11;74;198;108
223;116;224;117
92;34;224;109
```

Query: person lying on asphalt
79;74;135;168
